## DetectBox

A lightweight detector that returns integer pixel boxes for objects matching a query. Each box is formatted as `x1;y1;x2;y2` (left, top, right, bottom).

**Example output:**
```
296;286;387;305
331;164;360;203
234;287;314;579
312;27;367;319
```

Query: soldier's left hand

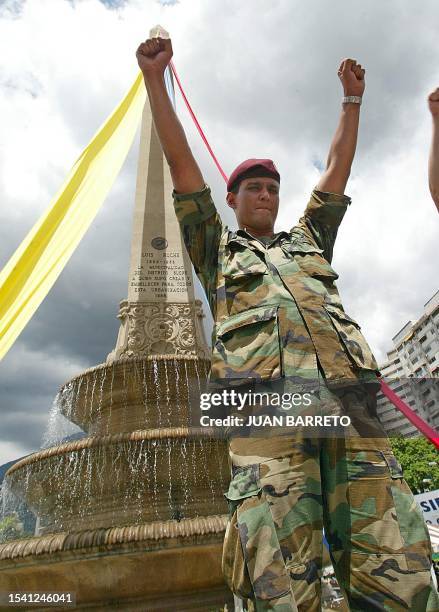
337;58;365;97
428;87;439;117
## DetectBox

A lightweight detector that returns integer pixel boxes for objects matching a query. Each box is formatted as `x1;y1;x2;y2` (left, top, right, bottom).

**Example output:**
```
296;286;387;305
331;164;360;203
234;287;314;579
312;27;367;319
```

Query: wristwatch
343;96;362;105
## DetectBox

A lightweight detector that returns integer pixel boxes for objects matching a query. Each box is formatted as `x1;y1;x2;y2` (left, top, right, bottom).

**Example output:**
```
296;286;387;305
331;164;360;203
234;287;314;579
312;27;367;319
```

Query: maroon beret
227;159;280;192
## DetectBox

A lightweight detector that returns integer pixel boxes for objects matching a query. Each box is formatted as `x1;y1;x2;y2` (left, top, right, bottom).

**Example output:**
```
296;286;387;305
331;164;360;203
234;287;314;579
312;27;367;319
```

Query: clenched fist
136;37;173;77
428;88;439;117
337;59;365;97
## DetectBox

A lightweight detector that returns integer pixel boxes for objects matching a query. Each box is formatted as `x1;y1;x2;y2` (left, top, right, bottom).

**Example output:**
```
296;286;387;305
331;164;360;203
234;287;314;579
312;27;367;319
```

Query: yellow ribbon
0;71;146;360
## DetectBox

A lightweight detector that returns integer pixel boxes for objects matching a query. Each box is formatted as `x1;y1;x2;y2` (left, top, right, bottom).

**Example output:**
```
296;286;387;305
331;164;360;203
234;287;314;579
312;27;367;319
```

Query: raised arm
316;59;365;195
136;36;204;194
428;88;439;212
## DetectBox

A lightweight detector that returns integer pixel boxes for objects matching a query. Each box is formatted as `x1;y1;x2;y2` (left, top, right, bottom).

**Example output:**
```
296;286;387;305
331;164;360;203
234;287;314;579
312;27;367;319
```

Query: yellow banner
0;71;146;360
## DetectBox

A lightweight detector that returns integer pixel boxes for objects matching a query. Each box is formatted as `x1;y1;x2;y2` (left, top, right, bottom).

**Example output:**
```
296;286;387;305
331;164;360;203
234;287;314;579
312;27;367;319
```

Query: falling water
179;437;191;511
141;360;149;429
163;360;171;423
0;478;31;542
152;359;162;426
121;360;129;434
189;438;198;507
192;359;214;495
41;393;84;451
152;438;159;520
166;438;173;515
108;362;115;436
88;370;97;426
183;359;191;423
1;356;229;544
96;367;107;434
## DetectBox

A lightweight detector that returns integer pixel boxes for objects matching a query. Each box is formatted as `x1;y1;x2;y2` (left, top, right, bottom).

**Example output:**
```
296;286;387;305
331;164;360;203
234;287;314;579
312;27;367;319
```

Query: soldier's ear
226;192;237;210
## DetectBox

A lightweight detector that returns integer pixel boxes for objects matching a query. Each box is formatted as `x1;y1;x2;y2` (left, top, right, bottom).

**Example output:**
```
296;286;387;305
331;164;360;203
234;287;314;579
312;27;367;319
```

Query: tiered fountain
0;28;232;610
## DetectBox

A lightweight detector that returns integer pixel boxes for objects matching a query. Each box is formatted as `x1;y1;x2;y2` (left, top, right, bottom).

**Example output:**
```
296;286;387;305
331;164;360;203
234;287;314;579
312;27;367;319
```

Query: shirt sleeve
172;183;223;315
290;189;351;263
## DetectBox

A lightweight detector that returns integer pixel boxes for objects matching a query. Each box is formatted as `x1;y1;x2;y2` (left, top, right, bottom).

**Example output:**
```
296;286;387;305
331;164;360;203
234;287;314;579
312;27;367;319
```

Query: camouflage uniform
173;185;439;611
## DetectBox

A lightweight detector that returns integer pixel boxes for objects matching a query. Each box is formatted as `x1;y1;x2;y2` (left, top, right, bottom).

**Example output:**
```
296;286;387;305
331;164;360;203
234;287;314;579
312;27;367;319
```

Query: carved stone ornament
113;301;208;359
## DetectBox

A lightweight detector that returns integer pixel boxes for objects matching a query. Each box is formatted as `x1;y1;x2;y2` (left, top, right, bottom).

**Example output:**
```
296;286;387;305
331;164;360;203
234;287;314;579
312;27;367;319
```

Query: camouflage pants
221;383;439;611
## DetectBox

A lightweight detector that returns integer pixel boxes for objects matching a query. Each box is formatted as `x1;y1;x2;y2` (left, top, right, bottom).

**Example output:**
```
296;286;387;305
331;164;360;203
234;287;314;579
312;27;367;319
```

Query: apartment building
377;290;439;437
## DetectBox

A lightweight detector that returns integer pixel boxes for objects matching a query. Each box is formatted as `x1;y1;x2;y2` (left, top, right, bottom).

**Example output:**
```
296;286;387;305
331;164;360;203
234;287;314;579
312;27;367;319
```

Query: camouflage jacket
173;184;379;387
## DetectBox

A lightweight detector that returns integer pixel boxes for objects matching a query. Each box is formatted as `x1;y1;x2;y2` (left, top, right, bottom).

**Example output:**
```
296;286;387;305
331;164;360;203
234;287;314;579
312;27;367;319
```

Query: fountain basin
57;356;210;435
0;515;233;610
6;428;229;535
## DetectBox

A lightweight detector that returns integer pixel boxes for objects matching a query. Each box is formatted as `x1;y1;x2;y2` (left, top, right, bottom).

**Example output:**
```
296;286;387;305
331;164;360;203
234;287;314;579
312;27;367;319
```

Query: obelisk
107;25;209;362
0;28;232;609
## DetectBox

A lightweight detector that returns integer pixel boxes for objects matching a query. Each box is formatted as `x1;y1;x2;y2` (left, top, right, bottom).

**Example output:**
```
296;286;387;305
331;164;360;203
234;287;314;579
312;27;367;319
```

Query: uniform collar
231;228;289;248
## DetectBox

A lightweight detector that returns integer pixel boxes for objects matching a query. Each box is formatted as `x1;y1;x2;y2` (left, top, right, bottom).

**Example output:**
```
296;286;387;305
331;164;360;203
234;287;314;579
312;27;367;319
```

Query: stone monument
0;26;232;611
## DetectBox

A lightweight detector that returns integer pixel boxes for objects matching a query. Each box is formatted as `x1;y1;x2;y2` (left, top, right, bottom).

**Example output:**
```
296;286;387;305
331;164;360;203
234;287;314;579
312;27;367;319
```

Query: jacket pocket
211;304;282;382
223;247;267;278
282;240;339;281
222;250;267;314
323;303;378;371
342;448;432;572
342;448;406;554
383;450;433;571
222;465;291;601
222;509;254;599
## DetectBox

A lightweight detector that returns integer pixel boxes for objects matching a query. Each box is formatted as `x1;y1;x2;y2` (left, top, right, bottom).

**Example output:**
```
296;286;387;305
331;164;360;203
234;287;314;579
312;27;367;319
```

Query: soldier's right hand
428;87;439;117
136;37;173;77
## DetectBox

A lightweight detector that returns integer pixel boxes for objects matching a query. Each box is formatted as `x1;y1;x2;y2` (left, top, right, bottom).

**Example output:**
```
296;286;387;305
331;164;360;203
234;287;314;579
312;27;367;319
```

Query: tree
390;436;439;493
0;513;24;544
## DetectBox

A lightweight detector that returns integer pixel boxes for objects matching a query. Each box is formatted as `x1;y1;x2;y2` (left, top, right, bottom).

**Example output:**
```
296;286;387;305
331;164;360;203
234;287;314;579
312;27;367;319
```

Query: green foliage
390;436;439;493
0;514;24;544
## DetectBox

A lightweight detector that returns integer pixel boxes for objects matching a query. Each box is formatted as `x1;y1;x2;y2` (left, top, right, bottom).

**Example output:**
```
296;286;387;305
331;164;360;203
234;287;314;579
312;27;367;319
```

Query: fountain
0;29;233;610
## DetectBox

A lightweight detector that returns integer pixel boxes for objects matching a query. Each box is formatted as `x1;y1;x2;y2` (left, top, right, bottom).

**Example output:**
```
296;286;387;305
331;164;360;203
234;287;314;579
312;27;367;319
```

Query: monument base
0;516;233;611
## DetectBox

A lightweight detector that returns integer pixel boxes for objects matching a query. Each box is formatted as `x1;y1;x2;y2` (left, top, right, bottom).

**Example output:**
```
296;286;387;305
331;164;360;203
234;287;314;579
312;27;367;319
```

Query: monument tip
149;25;170;39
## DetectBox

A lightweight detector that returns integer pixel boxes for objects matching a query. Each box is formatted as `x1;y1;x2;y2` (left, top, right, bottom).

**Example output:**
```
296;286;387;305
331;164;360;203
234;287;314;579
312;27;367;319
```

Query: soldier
428;87;439;212
136;36;439;611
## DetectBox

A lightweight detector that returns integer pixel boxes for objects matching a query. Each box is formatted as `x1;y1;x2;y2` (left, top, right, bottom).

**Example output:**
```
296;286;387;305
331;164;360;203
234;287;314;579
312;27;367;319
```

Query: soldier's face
226;177;280;234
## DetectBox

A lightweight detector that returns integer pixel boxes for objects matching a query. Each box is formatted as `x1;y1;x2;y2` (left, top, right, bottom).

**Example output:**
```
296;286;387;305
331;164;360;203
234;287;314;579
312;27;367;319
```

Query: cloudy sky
0;0;438;466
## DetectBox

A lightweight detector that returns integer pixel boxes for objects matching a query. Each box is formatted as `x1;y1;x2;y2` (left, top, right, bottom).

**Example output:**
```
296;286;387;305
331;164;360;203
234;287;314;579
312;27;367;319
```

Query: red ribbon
380;379;439;448
169;61;228;184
